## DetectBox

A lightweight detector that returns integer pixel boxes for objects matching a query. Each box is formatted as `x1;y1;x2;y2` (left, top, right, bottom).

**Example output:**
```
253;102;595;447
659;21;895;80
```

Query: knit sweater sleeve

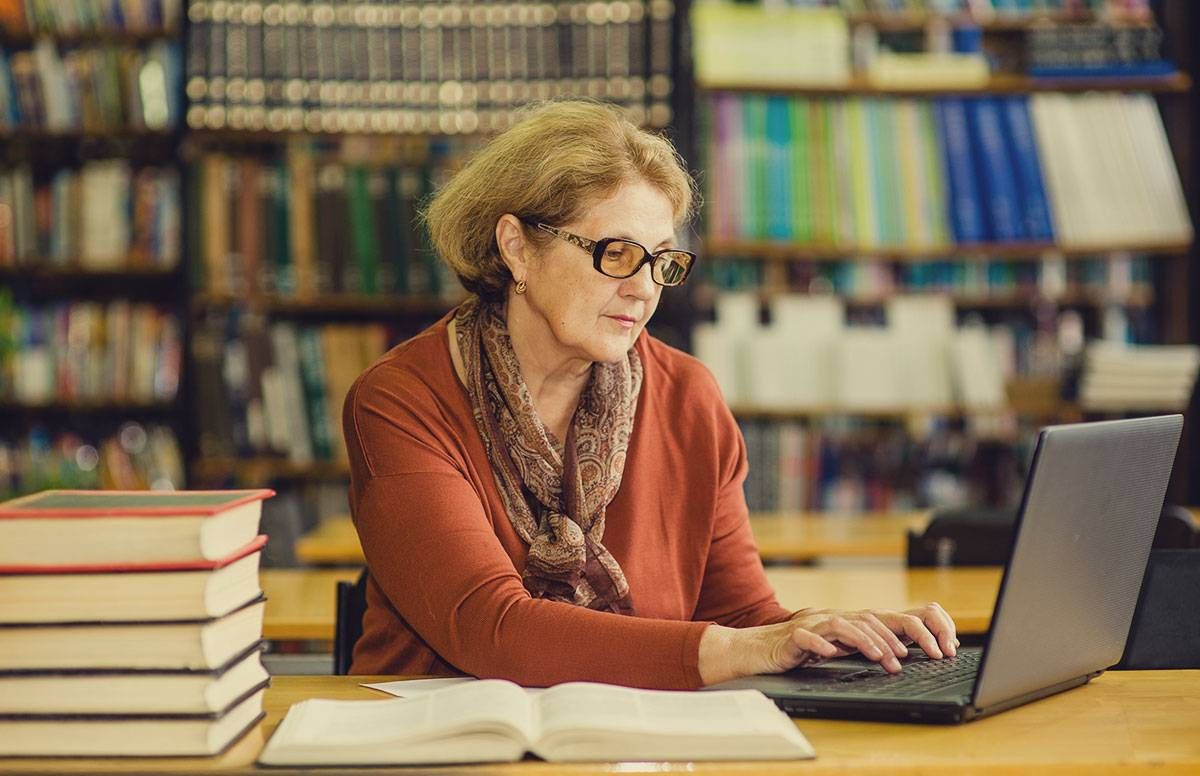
690;370;794;628
344;361;712;689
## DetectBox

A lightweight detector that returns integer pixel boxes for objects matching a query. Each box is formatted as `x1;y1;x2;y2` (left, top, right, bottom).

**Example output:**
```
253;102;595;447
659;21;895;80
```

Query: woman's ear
495;214;531;284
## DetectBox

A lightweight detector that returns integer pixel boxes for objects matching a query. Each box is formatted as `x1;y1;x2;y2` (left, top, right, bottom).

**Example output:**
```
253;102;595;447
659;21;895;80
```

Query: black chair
905;506;1017;567
1115;548;1200;669
333;568;369;676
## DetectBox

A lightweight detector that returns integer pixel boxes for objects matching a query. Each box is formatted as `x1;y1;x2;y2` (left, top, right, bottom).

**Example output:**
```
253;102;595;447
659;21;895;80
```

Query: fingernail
869;646;883;658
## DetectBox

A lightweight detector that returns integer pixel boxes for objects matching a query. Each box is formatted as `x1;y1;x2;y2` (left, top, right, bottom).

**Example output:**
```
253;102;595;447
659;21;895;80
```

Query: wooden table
295;512;932;566
261;565;1000;642
4;672;1197;773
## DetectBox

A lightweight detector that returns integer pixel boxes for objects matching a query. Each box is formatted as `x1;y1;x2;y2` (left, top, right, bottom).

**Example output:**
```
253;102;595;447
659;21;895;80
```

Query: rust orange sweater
343;313;792;688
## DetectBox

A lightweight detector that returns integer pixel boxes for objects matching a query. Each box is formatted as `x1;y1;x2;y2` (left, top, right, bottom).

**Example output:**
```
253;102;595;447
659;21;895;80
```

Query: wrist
697;624;738;686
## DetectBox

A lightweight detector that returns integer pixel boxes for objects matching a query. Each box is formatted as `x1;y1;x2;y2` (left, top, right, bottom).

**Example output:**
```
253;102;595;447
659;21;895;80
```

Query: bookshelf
697;71;1193;96
689;0;1197;511
0;1;188;499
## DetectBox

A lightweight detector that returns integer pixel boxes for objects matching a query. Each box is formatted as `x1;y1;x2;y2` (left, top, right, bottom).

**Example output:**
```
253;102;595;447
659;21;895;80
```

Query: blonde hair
422;100;697;301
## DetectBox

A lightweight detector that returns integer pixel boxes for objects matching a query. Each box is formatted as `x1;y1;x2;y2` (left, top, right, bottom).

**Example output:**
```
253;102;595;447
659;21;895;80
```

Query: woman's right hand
698;604;959;686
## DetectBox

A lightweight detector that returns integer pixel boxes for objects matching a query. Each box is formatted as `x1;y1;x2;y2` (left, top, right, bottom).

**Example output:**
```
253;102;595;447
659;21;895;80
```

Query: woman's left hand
790;603;960;674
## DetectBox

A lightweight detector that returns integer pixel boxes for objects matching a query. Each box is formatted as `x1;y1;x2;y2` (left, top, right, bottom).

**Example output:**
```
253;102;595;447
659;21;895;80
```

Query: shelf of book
704;239;1193;263
192;294;458;318
843;9;1156;32
696;71;1192;97
0;401;179;415
190;457;351;483
0;128;177;141
0;265;180;281
839;288;1154;310
0;28;179;46
729;402;1077;424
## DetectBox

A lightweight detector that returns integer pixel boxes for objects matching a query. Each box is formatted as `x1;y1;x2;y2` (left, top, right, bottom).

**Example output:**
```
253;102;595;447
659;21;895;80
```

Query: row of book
702;92;1192;249
0;161;180;269
744;0;1152;21
694;291;1158;411
0;0;181;36
0;422;184;498
1026;23;1168;78
0;40;181;132
193;143;466;300
191;314;392;466
697;255;1155;306
0;489;270;756
185;0;676;133
738;418;1026;513
0;299;181;406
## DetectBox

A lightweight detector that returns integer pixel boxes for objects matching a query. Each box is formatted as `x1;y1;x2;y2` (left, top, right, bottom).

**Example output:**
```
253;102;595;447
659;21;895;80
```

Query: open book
258;679;814;766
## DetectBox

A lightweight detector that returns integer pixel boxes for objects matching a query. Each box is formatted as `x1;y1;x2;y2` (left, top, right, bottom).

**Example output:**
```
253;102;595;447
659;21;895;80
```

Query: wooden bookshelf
697;71;1192;97
0;400;178;415
192;293;459;318
0;27;179;47
0;265;179;281
190;457;352;483
731;379;1079;424
0;128;175;141
704;238;1193;263
840;287;1154;310
844;9;1157;32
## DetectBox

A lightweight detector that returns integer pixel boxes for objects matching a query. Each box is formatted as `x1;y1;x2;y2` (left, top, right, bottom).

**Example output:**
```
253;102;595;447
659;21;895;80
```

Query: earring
515;279;527;295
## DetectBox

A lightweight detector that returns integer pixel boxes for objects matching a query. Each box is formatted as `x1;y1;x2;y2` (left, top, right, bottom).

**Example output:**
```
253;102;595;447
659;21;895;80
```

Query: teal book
346;166;379;295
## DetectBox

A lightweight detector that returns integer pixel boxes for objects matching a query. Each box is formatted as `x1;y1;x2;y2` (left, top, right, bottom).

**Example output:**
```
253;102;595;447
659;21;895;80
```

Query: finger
788;627;840;664
891;611;943;659
859;612;909;659
919;602;958;658
826;618;901;673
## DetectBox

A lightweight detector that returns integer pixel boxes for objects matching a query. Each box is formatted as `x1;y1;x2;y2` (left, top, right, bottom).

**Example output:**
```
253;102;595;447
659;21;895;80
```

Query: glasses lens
652;251;694;286
599;240;648;278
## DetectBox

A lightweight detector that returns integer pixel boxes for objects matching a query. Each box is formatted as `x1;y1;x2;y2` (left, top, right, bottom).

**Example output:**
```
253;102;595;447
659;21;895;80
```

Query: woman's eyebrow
610;233;676;249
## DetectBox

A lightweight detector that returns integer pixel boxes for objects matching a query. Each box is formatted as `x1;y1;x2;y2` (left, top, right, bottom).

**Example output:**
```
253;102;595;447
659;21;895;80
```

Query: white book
746;331;833;410
835;329;903;411
258;679;814;766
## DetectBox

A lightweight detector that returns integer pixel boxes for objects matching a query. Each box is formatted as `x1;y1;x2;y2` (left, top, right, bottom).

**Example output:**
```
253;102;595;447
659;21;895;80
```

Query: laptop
710;415;1183;724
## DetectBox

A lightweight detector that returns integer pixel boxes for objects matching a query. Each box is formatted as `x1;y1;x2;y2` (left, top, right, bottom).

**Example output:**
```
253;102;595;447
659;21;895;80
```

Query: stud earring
515;279;527;294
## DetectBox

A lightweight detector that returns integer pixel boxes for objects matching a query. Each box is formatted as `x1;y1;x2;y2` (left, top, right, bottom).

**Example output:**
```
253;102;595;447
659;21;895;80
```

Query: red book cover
0;535;267;575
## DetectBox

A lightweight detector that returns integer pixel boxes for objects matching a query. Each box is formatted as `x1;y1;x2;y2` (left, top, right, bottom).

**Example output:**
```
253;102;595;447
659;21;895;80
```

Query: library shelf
844;9;1157;32
191;293;459;318
190;457;352;483
839;288;1154;310
731;379;1080;424
704;239;1193;263
0;400;178;415
0;27;179;47
0;264;179;281
697;71;1191;97
0;128;176;141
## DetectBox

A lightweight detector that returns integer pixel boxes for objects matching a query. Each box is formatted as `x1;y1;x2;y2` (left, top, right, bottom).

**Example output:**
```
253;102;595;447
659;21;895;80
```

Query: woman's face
519;179;677;364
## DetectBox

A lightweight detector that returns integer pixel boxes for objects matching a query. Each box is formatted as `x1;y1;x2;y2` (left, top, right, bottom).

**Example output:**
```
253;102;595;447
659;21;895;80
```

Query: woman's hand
698;603;959;686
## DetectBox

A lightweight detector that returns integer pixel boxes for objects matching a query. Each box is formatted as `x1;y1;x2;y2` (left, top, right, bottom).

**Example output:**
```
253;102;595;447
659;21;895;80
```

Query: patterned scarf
455;298;641;614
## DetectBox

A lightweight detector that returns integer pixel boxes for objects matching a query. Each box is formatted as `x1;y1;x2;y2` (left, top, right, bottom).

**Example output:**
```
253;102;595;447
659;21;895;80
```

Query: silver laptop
711;415;1183;723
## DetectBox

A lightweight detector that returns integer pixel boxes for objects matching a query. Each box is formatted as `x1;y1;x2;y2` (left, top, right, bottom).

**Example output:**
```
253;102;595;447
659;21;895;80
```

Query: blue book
1000;96;1055;241
966;98;1025;242
934;99;986;244
763;95;793;241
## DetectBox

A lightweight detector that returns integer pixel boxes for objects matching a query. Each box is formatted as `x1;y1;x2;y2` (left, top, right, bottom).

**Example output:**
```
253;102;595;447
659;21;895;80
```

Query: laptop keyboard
826;650;981;696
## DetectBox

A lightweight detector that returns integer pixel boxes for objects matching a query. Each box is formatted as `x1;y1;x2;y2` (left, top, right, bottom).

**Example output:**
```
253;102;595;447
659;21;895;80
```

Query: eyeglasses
520;218;696;287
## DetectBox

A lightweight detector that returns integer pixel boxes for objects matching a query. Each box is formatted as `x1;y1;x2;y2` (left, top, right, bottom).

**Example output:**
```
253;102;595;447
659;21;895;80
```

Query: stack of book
1080;343;1200;412
0;489;272;757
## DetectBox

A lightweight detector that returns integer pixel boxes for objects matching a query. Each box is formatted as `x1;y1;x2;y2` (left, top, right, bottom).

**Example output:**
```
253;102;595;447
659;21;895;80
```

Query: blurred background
1;0;1198;568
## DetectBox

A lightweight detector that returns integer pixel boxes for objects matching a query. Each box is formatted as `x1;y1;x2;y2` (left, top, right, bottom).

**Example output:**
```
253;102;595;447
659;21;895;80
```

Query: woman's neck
505;296;591;439
446;298;592;442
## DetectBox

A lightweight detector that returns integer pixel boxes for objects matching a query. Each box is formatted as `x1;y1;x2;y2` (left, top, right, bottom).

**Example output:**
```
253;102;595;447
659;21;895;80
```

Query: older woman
344;100;957;688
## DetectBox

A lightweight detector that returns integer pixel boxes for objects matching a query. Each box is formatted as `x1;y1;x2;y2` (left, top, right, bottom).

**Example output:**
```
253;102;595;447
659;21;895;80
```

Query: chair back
1115;548;1200;669
334;568;369;676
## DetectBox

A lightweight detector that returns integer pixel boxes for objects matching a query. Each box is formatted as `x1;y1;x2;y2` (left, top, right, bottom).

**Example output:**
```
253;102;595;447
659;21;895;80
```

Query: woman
344;100;957;687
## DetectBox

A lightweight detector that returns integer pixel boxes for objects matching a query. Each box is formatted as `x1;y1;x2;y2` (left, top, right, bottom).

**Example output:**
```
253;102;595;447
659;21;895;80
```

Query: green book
346;166;379;295
791;97;813;245
297;327;334;462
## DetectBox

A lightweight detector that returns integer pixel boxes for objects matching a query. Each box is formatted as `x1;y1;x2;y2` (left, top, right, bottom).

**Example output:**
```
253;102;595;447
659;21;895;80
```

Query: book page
531;683;814;762
259;680;535;766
